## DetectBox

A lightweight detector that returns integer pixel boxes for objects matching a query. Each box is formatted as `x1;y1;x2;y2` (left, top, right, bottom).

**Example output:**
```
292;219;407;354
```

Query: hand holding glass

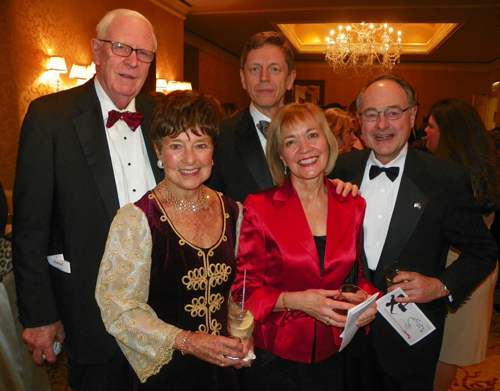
337;284;368;315
385;261;410;287
227;294;254;343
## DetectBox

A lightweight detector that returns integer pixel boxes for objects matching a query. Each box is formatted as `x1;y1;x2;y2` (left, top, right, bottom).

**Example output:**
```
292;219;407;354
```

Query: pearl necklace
157;181;209;212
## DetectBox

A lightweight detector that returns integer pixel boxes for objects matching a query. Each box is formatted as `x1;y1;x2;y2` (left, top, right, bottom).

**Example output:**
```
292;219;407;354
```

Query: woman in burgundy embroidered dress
96;91;252;390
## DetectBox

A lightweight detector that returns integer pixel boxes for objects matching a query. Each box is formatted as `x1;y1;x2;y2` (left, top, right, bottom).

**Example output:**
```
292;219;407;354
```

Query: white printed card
376;287;435;346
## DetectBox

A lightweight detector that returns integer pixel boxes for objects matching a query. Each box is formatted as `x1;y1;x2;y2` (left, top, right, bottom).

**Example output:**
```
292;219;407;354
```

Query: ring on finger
219;362;226;367
326;316;331;325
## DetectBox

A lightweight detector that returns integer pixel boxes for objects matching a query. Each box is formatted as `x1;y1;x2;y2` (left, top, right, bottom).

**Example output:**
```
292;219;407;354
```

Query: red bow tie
106;110;143;131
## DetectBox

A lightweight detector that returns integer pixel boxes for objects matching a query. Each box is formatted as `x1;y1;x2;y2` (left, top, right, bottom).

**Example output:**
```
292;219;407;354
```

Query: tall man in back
331;74;497;390
13;9;163;391
207;31;296;202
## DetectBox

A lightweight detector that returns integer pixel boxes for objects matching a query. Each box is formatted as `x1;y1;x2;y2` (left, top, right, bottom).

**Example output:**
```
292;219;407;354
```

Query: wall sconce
69;64;87;86
166;80;192;92
156;78;168;93
47;56;67;91
86;62;96;79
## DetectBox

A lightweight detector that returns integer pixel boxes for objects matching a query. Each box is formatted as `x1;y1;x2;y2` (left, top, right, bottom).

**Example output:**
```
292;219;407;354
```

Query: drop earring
284;165;288;175
157;160;164;169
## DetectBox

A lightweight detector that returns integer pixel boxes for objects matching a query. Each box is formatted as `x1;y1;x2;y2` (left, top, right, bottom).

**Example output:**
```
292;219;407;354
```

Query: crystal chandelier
325;23;402;75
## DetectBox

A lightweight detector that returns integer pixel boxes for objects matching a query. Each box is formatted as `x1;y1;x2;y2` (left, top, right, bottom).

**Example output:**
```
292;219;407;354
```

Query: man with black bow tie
13;9;163;391
330;74;497;390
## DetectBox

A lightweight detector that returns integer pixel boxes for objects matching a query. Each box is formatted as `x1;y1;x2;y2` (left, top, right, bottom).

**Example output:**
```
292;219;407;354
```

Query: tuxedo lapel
235;110;274;191
73;80;120;220
136;95;163;184
373;148;428;284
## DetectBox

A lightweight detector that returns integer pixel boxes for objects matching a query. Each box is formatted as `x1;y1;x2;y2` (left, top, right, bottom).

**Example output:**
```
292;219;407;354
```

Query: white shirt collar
94;78;137;122
368;143;408;173
249;102;271;126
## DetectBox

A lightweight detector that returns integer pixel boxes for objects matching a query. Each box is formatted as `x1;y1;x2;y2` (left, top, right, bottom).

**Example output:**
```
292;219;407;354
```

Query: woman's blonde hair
324;108;355;154
266;103;338;186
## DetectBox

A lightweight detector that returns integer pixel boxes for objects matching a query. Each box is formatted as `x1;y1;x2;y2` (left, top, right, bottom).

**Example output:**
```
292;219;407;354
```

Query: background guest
324;107;359;153
13;9;161;390
96;91;252;390
232;103;378;391
221;102;240;120
424;98;500;391
1;179;52;391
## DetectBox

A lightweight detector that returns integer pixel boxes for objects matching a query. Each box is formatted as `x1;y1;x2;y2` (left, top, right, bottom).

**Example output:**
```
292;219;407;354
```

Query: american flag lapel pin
414;202;422;209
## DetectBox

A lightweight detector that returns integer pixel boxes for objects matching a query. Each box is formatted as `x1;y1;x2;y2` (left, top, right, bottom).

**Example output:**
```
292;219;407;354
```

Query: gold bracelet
180;330;191;355
282;291;291;312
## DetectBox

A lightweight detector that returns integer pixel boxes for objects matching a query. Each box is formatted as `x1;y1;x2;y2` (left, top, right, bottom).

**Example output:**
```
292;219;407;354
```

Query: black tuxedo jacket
12;79;162;364
331;147;497;377
207;108;274;202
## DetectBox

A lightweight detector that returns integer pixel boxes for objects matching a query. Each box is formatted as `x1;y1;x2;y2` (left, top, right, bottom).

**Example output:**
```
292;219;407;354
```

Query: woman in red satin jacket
232;103;379;391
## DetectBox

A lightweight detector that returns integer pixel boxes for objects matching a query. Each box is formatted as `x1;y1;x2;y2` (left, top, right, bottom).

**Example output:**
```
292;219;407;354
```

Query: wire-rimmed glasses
360;106;411;122
99;40;155;63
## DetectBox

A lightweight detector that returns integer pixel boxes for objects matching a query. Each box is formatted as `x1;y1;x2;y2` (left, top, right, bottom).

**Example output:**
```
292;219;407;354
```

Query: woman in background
324;108;360;154
426;98;500;391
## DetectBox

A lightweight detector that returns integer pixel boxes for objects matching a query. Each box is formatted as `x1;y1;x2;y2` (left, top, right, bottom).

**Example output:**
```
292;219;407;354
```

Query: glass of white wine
385;261;410;288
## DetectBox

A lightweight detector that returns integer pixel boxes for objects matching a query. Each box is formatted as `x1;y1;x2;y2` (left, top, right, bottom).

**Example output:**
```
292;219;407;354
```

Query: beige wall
0;0;184;198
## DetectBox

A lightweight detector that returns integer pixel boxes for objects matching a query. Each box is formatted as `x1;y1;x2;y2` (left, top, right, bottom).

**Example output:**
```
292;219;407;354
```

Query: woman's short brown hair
266;103;338;186
150;90;222;151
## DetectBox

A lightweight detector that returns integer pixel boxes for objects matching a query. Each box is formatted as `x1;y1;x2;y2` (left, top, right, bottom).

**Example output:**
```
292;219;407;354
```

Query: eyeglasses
99;40;155;63
360;107;411;122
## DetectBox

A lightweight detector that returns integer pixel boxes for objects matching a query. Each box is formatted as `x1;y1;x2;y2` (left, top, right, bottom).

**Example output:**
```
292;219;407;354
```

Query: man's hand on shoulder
329;178;361;198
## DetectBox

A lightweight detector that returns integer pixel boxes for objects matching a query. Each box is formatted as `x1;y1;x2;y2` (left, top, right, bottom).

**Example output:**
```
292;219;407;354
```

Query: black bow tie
106;110;143;131
369;165;400;182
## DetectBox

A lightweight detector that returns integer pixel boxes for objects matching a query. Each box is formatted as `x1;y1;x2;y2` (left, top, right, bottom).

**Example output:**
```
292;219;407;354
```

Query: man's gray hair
356;74;418;112
96;9;157;51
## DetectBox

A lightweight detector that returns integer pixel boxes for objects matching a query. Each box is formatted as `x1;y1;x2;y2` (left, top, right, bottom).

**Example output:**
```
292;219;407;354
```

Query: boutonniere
413;202;422;210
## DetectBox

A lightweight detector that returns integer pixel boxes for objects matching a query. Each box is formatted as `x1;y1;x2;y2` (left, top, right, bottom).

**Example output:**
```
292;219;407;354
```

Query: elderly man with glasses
13;9;163;391
330;74;497;390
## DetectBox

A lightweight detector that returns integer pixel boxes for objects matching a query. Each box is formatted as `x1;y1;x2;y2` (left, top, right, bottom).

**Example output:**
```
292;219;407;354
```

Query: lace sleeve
95;204;183;383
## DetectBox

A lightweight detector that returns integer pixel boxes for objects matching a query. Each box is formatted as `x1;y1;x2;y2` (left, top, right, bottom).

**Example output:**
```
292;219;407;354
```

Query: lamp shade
47;56;67;73
69;65;87;79
167;80;192;92
86;62;96;79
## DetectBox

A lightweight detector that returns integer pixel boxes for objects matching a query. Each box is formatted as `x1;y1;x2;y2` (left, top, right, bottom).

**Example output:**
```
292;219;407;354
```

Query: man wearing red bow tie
13;9;163;391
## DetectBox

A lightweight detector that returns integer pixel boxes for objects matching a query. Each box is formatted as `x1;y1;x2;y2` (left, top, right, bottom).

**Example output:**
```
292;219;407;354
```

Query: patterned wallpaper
0;0;184;195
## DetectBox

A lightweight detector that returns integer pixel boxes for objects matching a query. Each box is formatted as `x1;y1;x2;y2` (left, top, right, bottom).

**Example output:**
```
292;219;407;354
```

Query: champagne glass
385;261;410;287
337;284;368;315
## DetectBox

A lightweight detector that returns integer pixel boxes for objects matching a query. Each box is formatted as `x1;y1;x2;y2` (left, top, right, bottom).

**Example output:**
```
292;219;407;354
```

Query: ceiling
182;0;500;65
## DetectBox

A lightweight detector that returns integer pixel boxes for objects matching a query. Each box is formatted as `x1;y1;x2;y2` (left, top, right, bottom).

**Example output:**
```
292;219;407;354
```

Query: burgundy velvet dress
133;190;240;391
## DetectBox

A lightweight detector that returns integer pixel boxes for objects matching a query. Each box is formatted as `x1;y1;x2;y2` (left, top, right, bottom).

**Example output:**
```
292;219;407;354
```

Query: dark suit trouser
343;330;435;391
67;348;129;391
239;347;345;391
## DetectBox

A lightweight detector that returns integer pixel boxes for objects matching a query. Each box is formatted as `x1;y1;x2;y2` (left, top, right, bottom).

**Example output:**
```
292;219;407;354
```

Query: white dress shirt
94;79;156;207
249;103;271;155
360;144;408;270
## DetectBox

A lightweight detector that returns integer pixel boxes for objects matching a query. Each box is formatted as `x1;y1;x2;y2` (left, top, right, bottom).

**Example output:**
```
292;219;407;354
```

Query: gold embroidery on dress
152;190;233;335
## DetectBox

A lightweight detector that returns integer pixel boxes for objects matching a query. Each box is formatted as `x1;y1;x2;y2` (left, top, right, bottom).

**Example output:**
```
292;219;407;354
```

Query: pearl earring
157;160;164;169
